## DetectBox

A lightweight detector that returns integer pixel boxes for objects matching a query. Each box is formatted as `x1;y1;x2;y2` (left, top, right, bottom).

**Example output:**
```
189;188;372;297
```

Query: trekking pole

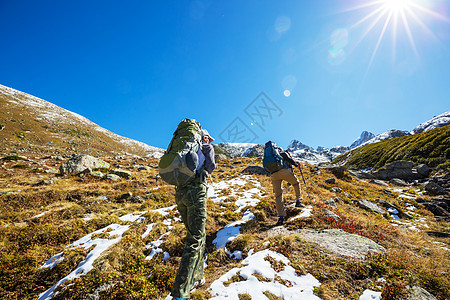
297;163;313;201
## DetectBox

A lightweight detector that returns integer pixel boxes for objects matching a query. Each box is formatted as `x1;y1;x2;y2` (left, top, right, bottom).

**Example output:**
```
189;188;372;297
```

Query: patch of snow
40;252;64;270
289;205;313;221
360;289;382;300
38;224;130;300
119;211;146;222
142;224;155;239
209;249;321;300
153;205;177;216
31;211;49;219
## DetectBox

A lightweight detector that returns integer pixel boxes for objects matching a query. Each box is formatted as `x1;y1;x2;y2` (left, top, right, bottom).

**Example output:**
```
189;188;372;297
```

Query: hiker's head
201;129;214;144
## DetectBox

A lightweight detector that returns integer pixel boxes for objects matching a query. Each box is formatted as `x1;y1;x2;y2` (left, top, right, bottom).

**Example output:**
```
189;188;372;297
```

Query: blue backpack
263;141;284;173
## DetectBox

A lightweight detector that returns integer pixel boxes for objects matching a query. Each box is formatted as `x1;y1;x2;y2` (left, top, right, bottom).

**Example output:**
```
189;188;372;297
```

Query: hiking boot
191;277;205;291
275;216;284;226
295;200;305;208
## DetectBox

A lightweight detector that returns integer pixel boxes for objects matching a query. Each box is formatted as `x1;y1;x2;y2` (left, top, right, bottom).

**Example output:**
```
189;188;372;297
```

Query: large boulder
60;155;110;175
241;166;269;176
372;160;420;181
300;229;386;259
348;170;375;180
358;199;385;214
407;286;437;300
413;164;431;177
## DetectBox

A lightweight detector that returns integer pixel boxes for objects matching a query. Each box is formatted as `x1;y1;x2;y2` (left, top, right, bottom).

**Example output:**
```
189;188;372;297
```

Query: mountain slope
333;125;450;171
350;131;376;149
411;110;450;135
0;84;162;157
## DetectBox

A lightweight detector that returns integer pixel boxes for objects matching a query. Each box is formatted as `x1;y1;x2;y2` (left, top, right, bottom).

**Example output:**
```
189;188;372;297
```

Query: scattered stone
369;179;389;187
134;165;151;171
324;210;340;221
104;174;120;181
325;198;337;208
323;166;346;179
118;192;133;201
0;124;4;130
383;189;395;196
348;170;375;180
0;191;12;196
358;199;385;214
36;179;54;186
343;192;352;198
330;187;342;193
79;168;92;176
300;229;386;259
426;231;450;238
129;196;145;203
325;178;336;185
424;182;446;196
60;155;110;175
407;286;437;300
241;166;269;176
413;164;431;177
44;168;59;174
390;178;408;186
96;195;109;201
109;169;132;179
91;171;105;178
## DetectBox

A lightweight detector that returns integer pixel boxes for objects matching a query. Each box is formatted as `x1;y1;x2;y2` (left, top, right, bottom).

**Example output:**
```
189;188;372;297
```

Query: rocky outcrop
242;144;264;158
300;229;386;259
241;166;269;176
60;155;110;175
372;161;427;181
358;199;385;214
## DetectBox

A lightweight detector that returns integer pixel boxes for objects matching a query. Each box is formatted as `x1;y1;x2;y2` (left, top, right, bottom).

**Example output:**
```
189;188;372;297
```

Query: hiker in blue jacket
263;141;304;226
171;129;216;300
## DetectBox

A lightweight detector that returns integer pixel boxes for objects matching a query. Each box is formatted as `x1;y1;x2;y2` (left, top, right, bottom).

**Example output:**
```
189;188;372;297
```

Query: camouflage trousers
171;182;207;299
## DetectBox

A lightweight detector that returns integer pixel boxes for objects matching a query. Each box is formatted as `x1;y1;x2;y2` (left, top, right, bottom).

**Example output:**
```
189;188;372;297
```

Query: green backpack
158;119;204;186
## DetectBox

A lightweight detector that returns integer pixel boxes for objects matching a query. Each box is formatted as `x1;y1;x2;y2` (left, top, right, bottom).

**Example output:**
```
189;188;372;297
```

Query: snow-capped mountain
287;141;349;164
410;110;450;134
350;131;376;149
359;129;411;147
0;84;163;157
217;143;259;158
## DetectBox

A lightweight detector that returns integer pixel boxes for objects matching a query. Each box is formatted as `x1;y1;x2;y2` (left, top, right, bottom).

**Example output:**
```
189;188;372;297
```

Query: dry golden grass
0;152;449;299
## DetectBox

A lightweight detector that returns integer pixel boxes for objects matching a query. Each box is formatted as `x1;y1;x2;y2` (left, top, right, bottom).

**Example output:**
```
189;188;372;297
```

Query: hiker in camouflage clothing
171;129;216;300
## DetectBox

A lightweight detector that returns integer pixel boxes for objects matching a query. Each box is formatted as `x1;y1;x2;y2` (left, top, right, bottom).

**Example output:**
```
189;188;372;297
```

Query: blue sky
1;0;449;149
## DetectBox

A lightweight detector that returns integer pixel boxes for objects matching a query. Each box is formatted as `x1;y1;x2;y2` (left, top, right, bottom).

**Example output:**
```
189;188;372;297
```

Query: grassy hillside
0;153;449;299
0;85;161;158
333;125;450;171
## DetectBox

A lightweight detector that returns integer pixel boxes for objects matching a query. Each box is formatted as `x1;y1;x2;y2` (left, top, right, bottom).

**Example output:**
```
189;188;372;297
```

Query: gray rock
300;229;386;259
386;160;414;170
369;179;389;187
0;124;4;130
119;192;133;201
325;178;336;185
104;174;120;181
96;195;109;201
36;179;54;186
425;181;446;195
358;199;385;214
241;166;269;176
60;155;110;175
91;171;105;178
413;164;431;177
331;187;342;193
373;160;421;181
44;168;59;174
109;169;132;179
348;170;375;180
390;178;408;186
242;144;264;158
407;286;437;300
325;198;337;208
325;209;340;221
319;165;346;179
130;196;145;203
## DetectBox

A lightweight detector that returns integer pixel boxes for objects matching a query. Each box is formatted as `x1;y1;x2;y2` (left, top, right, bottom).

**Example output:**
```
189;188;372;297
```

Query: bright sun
342;0;449;71
383;0;412;12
